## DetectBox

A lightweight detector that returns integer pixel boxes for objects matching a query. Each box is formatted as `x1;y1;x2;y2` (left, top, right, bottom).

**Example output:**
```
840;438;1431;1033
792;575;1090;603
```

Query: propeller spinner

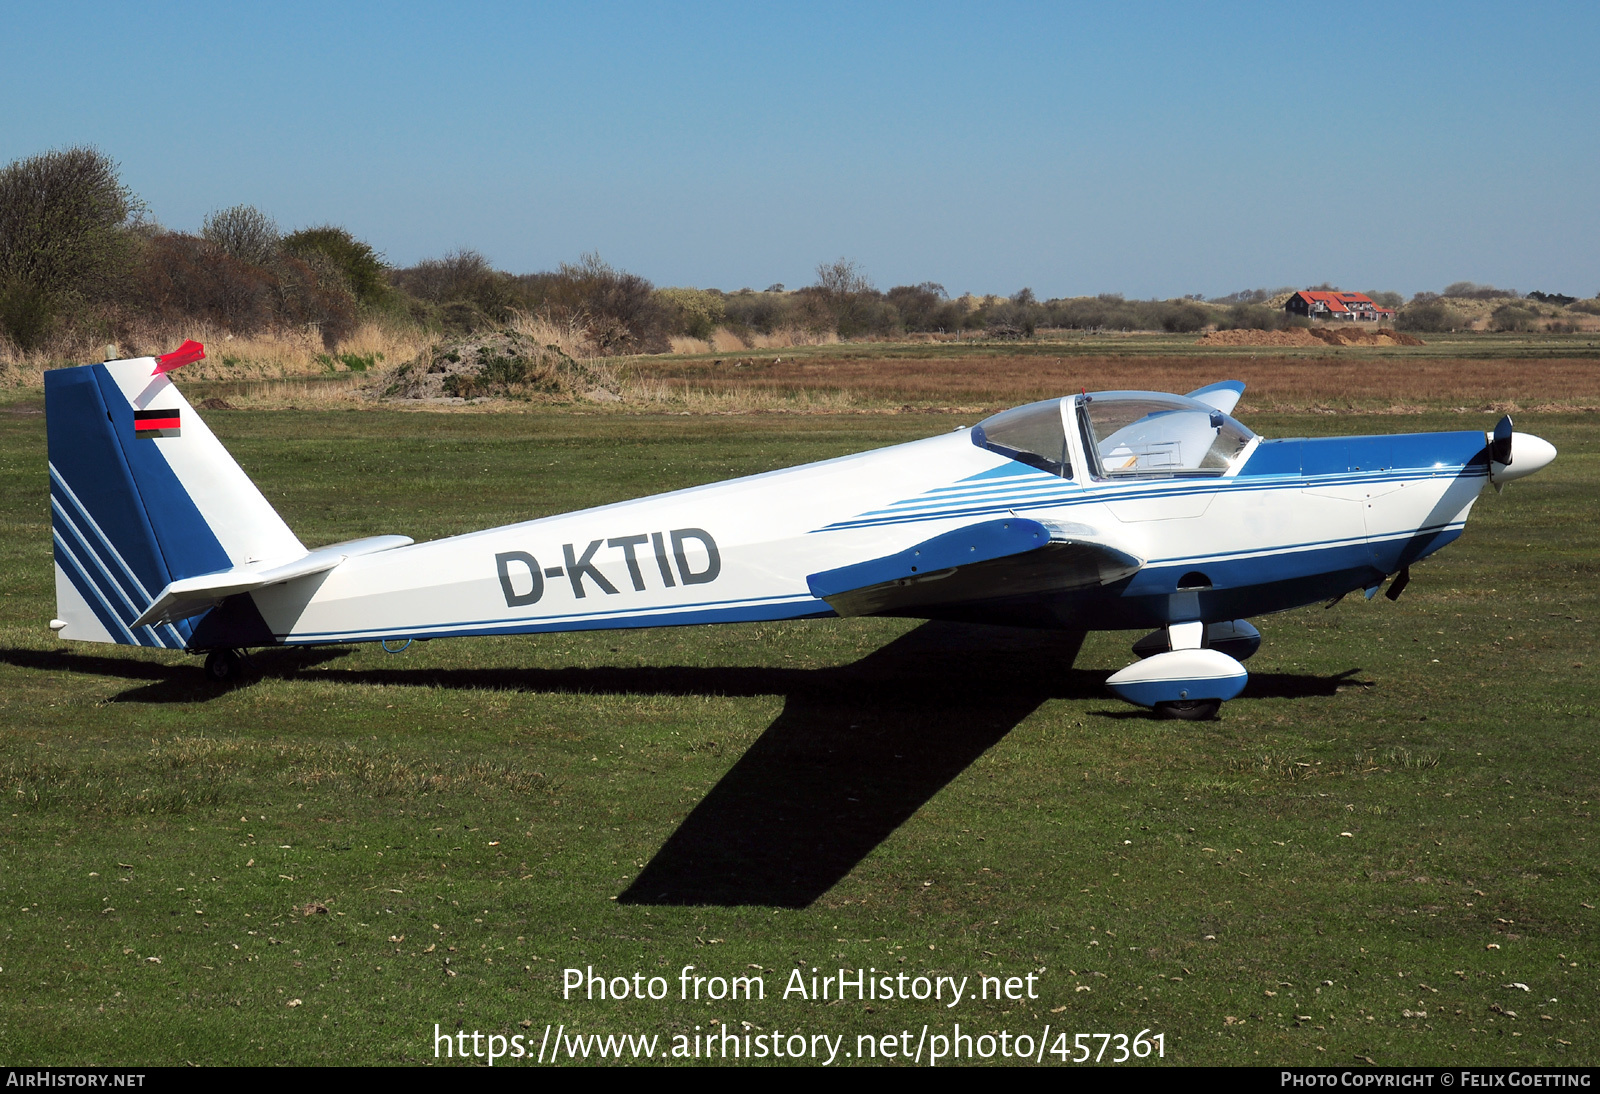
1488;416;1557;490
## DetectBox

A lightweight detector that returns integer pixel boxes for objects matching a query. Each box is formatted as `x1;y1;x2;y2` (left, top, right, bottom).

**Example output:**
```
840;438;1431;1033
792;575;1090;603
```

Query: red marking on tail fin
154;340;205;375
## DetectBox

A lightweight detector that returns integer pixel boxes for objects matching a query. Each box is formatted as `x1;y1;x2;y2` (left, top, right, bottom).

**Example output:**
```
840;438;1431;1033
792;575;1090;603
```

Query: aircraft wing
807;517;1143;618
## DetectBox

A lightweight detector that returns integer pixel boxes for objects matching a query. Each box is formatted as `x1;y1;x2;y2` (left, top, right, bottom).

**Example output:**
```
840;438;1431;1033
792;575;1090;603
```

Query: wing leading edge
807;517;1143;618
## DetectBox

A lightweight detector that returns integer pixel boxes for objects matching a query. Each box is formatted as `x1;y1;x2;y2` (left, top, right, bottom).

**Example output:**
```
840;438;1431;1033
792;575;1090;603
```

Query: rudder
45;355;304;648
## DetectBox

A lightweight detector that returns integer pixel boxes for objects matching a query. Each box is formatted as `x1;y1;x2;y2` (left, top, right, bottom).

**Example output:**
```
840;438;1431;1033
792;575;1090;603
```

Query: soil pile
376;330;618;403
1197;327;1425;348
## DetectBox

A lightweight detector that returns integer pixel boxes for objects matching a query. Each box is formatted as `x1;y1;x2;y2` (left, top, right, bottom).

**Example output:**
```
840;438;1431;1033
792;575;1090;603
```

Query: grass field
613;331;1600;413
0;360;1596;1066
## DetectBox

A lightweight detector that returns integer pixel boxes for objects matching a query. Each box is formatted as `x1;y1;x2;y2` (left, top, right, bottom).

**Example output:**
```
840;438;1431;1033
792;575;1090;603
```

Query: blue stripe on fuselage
824;430;1491;532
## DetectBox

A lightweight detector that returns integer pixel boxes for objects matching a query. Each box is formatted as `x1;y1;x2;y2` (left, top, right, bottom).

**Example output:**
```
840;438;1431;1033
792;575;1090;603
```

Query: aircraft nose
1492;432;1557;485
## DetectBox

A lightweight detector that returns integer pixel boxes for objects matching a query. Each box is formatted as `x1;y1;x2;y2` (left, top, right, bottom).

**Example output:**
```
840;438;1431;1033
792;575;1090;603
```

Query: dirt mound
1198;328;1324;347
376;330;618;403
1197;327;1424;348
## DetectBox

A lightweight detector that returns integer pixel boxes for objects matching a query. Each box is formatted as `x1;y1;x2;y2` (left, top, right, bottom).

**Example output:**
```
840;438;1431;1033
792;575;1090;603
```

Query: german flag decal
133;408;181;436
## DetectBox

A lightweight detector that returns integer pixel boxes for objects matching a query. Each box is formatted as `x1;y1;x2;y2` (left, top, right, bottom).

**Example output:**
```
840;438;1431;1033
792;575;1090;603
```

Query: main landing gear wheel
204;649;242;683
1154;698;1221;721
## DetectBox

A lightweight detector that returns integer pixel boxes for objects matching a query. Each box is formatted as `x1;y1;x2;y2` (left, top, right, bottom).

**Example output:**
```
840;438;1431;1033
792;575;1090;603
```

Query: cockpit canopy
970;398;1074;477
973;391;1255;479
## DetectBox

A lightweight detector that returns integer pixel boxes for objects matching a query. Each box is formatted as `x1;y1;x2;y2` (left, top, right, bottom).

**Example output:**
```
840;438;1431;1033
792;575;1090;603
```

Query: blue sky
4;2;1596;298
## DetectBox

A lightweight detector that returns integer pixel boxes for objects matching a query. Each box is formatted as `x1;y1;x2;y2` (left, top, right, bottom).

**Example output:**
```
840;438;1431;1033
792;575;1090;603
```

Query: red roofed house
1285;290;1395;323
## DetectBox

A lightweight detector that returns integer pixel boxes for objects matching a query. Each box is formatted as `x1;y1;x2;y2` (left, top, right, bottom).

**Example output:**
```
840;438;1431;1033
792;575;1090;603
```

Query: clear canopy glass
971;398;1071;477
1079;391;1254;477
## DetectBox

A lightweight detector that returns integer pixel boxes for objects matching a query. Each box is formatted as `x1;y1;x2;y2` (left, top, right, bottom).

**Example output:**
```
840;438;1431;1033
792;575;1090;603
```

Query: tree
813;257;872;299
0;146;142;348
810;257;879;336
201;205;280;266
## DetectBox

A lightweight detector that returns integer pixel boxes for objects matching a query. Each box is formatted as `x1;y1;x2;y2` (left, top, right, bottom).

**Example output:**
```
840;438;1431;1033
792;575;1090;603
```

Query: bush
886;283;964;332
391;250;507;310
1158;301;1209;333
656;287;726;339
283;226;390;308
1363;290;1404;309
130;231;356;347
1489;303;1540;332
1217;303;1292;331
437;299;494;334
1397;298;1463;332
0;282;56;349
394;252;673;353
1567;298;1600;316
1442;281;1519;300
1042;295;1207;333
717;290;786;336
1209;288;1271;306
132;232;275;332
516;254;670;354
983;290;1046;337
0;146;142;348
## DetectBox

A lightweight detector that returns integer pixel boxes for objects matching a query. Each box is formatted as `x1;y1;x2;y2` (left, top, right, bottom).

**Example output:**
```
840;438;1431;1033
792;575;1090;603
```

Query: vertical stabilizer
45;356;304;647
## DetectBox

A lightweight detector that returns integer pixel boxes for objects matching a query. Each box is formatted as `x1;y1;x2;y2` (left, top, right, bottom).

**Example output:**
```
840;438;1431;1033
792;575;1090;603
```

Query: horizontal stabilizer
808;517;1142;618
132;535;413;628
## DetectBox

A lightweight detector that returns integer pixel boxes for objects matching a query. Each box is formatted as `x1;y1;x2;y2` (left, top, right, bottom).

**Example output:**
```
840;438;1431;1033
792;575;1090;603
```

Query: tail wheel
204;649;242;683
1154;699;1221;721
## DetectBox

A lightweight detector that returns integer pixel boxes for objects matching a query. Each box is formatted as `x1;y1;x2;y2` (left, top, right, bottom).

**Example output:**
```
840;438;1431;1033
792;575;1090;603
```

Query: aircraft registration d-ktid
44;342;1556;719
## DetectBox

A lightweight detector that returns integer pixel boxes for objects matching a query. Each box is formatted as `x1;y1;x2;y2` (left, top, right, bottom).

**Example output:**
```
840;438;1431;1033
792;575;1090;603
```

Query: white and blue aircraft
44;345;1556;718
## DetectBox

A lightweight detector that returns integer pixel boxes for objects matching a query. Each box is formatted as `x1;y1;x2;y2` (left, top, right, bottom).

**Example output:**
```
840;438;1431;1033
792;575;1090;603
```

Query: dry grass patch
668;327;839;355
625;352;1600;412
0;320;430;388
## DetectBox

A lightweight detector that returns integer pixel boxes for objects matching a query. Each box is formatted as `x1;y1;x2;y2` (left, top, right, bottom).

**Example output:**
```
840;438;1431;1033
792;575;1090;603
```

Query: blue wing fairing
1240;431;1491;480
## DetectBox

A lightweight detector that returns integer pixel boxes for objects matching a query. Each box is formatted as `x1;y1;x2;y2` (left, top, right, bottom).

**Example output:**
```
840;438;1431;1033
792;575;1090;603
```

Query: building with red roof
1285;290;1395;323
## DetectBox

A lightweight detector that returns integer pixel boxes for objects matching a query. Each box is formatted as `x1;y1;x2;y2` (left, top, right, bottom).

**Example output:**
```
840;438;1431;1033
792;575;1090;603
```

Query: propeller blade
1490;414;1513;466
1384;566;1411;602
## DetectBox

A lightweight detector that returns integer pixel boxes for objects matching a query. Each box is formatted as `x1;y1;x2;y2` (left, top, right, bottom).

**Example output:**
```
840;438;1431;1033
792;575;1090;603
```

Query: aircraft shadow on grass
0;626;1371;908
0;646;352;702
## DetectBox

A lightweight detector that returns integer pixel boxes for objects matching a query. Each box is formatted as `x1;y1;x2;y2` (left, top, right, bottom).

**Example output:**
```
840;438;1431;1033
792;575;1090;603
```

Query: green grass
0;407;1595;1066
